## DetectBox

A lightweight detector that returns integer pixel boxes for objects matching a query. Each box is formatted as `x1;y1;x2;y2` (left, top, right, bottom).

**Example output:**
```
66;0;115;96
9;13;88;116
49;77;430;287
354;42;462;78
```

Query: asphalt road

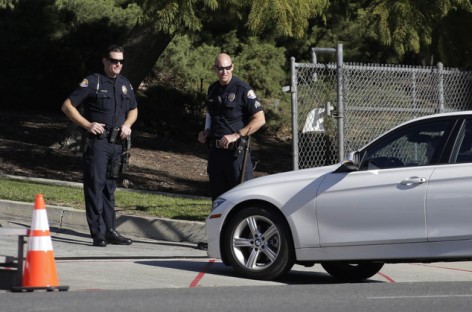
2;280;472;312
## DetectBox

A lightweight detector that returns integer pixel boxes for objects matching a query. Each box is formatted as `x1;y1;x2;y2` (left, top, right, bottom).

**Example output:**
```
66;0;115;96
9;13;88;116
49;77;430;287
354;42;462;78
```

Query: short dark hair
104;44;124;58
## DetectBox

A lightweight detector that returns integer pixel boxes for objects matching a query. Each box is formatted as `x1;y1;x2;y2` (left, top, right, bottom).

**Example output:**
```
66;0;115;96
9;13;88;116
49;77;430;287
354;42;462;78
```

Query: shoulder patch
247;90;257;99
79;79;89;88
255;101;262;108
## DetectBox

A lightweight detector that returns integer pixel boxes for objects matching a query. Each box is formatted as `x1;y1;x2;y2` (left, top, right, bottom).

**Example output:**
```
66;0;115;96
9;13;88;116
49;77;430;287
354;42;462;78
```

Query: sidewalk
0;219;210;291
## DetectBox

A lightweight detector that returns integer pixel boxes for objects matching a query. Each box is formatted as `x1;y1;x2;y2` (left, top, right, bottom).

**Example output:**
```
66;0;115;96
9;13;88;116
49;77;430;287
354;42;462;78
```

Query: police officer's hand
198;130;208;144
120;125;132;139
220;133;240;149
87;122;106;135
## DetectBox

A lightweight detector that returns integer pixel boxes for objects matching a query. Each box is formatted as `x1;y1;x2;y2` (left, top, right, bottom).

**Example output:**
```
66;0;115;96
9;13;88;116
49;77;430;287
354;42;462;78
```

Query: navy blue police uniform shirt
207;76;263;139
68;73;137;128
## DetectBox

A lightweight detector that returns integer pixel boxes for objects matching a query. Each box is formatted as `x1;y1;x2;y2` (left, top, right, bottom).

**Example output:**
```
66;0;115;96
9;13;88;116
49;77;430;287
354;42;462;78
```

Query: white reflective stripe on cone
28;236;54;251
31;210;50;231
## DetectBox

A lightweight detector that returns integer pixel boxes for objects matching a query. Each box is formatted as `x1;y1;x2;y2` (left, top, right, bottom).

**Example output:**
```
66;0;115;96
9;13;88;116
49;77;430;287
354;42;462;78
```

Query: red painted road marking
189;259;216;288
377;271;395;283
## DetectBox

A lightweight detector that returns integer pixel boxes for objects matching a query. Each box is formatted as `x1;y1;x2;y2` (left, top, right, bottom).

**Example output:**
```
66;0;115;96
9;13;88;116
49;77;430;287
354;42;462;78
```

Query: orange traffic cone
12;194;68;292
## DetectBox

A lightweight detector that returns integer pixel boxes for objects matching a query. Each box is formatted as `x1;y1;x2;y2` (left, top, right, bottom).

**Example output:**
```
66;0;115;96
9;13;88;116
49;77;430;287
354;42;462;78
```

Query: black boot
92;234;107;247
106;229;133;245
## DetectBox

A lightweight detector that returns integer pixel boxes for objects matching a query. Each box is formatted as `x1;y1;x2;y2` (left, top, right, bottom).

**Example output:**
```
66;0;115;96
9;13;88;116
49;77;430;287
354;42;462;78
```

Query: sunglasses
215;64;232;71
108;58;125;65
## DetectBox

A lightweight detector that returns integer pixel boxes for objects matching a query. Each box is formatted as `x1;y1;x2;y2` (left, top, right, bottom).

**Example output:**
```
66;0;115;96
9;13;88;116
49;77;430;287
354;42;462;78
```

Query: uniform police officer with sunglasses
61;45;138;247
198;53;265;201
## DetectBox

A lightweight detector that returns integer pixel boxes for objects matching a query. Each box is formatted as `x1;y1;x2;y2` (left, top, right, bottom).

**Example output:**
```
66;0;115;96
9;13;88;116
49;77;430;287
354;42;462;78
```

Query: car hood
218;163;340;206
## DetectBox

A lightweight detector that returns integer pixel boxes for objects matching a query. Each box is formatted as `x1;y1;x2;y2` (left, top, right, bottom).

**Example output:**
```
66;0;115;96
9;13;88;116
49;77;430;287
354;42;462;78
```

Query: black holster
120;151;130;173
107;158;121;179
107;136;132;179
233;136;248;158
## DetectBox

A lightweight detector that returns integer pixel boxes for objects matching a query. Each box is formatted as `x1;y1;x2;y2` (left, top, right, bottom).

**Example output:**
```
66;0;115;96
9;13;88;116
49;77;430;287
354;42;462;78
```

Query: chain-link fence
289;45;472;170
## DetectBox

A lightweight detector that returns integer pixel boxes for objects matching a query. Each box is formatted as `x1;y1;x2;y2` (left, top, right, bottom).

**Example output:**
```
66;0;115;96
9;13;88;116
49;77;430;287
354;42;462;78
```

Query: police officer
198;53;265;201
61;45;138;247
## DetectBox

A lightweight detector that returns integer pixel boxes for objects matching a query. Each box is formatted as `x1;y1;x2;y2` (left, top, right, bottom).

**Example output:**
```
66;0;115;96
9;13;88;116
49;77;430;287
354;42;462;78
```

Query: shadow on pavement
135;260;384;285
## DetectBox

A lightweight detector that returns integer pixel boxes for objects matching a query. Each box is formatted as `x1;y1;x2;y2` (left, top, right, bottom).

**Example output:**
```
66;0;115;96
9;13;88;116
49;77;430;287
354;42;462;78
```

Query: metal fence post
336;43;344;161
412;71;417;116
290;57;299;170
437;62;445;113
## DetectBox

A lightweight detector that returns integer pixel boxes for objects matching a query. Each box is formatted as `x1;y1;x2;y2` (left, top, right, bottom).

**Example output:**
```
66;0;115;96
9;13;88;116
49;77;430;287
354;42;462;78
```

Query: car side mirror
333;152;360;173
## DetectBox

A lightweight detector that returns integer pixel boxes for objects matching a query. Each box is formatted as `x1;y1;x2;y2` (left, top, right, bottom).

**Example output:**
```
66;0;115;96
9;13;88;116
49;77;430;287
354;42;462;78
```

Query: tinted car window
360;120;453;170
452;119;472;164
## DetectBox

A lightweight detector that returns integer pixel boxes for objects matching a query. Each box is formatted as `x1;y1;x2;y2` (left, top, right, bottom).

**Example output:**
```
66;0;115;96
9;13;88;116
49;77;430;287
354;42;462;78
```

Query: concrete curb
0;199;206;244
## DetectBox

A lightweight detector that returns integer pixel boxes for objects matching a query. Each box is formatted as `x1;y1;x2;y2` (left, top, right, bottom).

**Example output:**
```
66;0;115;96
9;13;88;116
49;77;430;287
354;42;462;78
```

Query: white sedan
206;111;472;281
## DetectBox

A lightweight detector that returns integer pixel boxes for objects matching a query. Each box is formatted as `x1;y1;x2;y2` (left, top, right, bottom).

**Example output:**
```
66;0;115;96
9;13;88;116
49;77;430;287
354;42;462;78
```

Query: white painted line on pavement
368;294;472;299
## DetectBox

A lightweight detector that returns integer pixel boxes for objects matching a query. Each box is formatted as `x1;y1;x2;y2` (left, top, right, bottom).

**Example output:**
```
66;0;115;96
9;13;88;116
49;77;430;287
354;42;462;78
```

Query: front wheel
321;262;384;282
223;206;294;280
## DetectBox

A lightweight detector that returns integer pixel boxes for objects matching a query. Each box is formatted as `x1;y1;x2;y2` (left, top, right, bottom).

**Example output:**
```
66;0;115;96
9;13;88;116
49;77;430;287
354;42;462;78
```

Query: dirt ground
0;110;292;198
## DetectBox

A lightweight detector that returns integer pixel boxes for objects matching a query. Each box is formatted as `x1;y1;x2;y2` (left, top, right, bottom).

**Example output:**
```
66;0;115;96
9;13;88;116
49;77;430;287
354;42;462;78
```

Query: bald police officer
198;53;265;201
62;45;138;247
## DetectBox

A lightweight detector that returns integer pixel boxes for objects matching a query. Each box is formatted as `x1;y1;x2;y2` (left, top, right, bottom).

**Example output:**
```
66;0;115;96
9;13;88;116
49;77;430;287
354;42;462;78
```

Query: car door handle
400;177;427;185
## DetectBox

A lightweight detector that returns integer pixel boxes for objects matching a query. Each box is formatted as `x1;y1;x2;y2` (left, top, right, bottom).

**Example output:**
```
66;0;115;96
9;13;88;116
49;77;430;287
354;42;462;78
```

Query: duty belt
208;139;235;149
90;128;123;144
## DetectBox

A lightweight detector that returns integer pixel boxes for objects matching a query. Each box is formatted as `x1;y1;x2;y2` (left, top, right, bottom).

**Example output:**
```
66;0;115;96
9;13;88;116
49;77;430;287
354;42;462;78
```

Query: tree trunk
122;22;174;90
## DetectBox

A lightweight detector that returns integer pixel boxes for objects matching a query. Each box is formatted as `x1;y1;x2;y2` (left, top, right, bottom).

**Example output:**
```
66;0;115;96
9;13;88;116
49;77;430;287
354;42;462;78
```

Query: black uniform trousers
83;137;122;238
207;147;253;201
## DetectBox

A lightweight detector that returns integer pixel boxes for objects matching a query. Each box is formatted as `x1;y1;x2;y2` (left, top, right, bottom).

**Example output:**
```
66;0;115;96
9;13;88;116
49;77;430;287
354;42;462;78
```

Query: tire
223;206;294;280
321;262;384;282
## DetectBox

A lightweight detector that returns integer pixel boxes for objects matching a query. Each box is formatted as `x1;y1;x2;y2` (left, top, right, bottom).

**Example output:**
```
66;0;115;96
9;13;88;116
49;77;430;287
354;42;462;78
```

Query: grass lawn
0;176;211;222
